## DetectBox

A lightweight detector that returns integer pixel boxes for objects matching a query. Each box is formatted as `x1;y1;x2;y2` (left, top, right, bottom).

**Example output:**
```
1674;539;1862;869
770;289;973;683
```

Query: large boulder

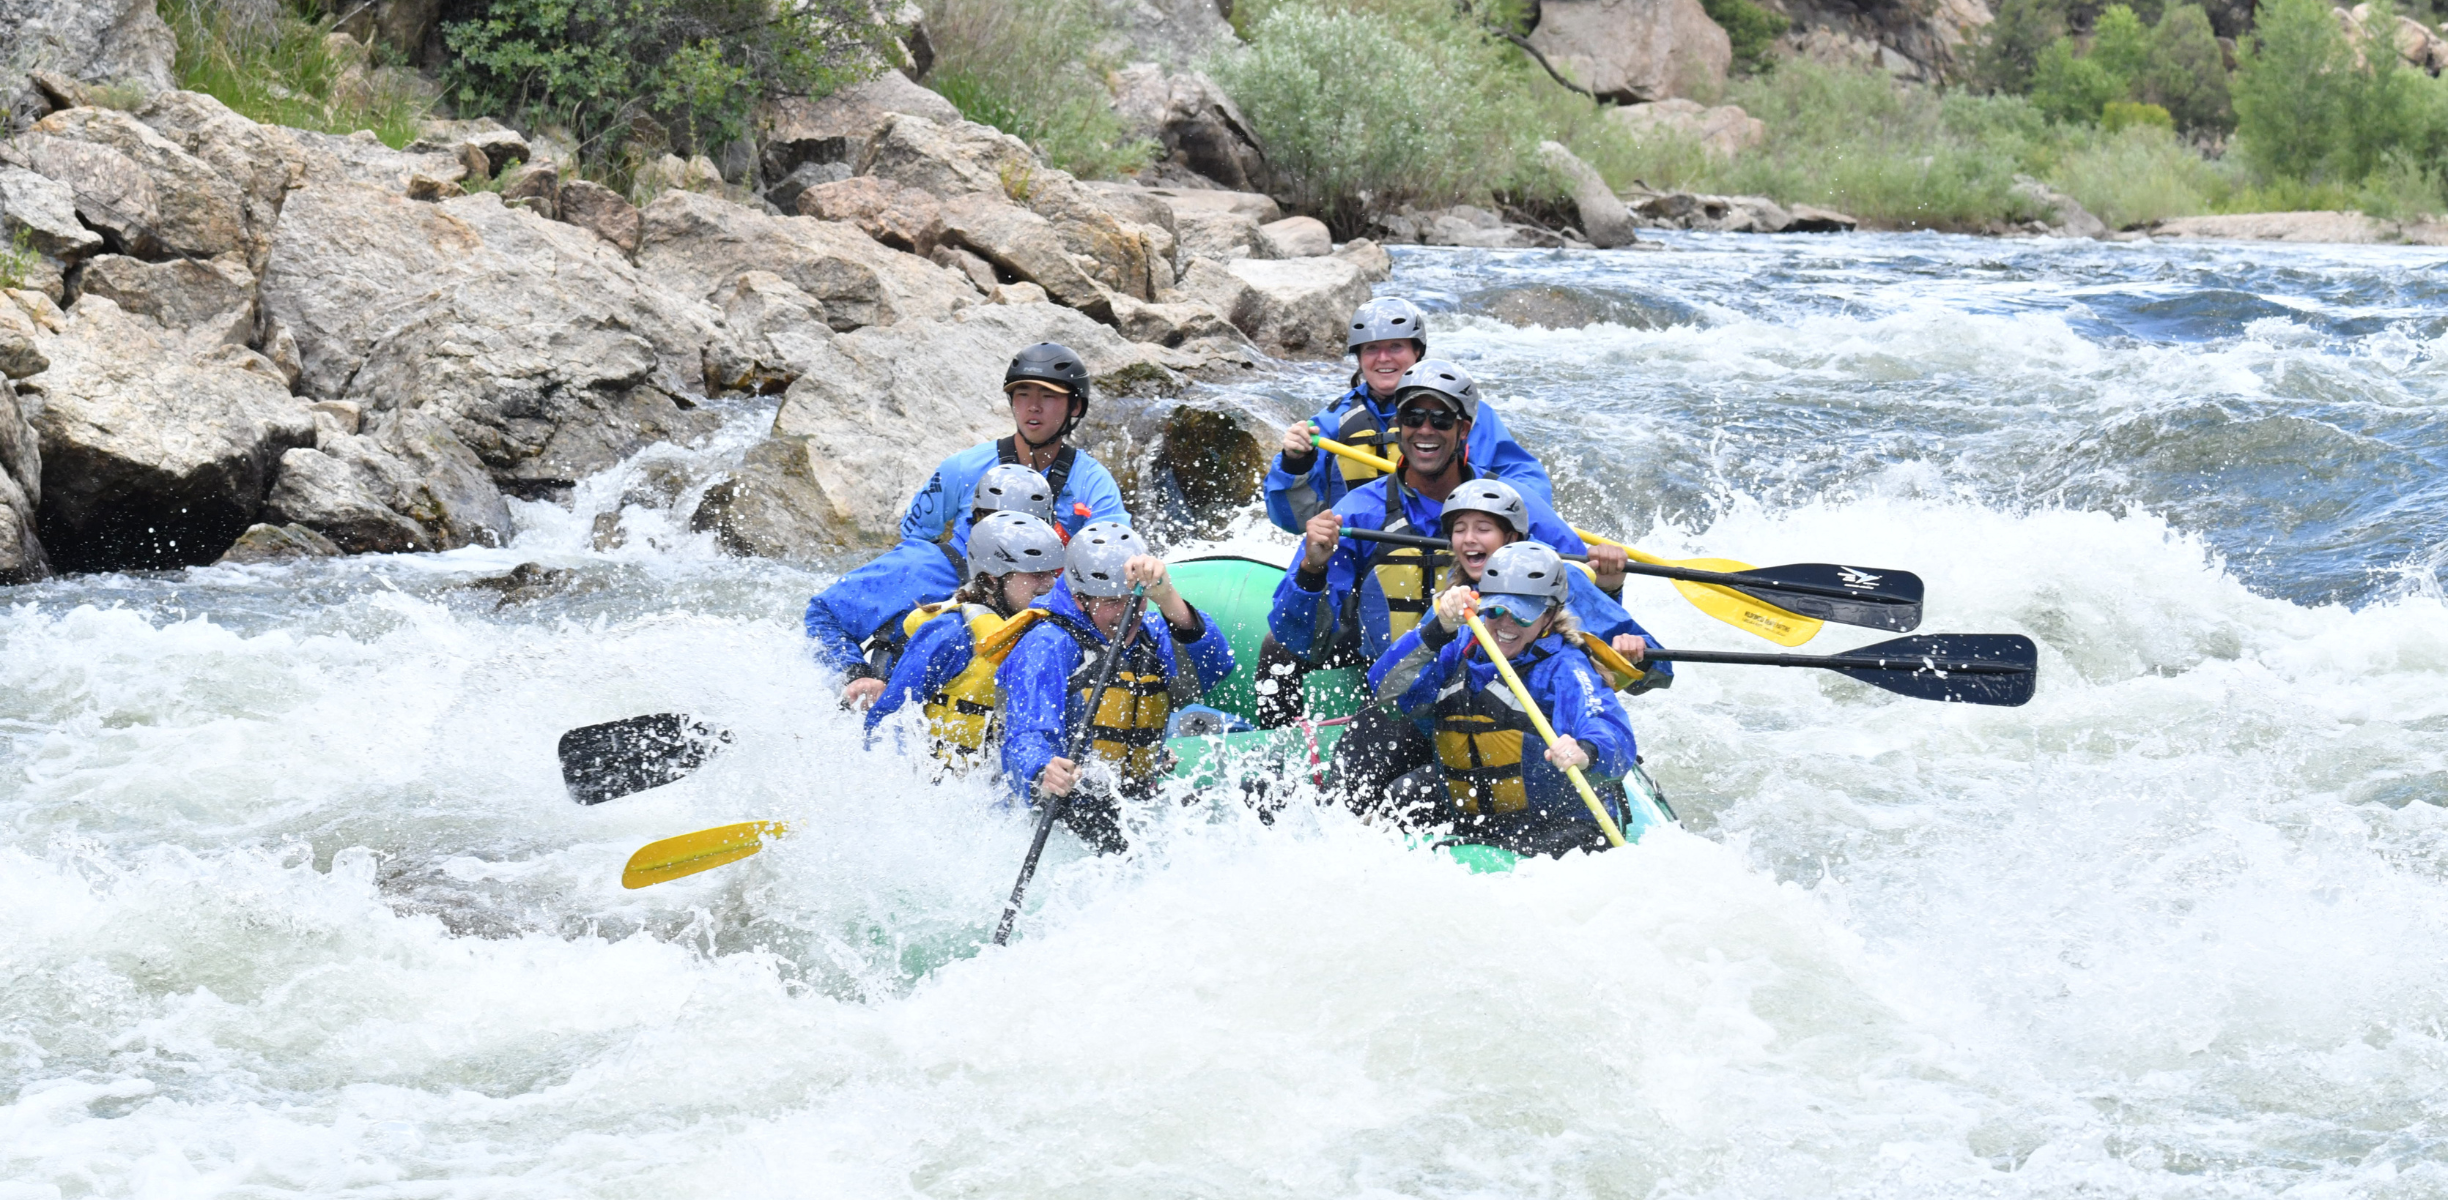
1170;255;1374;359
938;192;1113;319
1108;65;1273;194
797;175;944;255
1526;0;1733;103
743;302;1182;550
636;188;976;331
21;107;253;261
2009;174;2107;238
1;0;175;122
2146;211;2401;243
861;114;1166;301
20;296;314;571
74;253;256;343
136;91;311;269
759;72;965;184
0;163;103;260
1534;142;1640;248
261;406;511;552
260;185;735;493
0;299;49;582
687;435;859;561
708;270;837;393
1607;99;1767;159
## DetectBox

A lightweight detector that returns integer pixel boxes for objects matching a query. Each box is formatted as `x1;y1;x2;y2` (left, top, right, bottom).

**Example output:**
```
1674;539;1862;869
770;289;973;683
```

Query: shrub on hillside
2029;37;2124;121
163;0;431;146
1974;0;2070;94
2232;0;2448;183
2142;4;2231;132
922;0;1155;179
1210;0;1544;227
1700;0;1790;75
438;0;889;166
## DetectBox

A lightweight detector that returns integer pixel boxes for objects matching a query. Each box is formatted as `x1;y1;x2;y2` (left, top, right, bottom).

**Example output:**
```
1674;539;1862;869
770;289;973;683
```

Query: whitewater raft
1161;555;1675;870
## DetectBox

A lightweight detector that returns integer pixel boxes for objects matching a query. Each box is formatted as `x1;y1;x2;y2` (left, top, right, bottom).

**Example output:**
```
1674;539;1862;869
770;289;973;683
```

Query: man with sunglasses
1262;298;1554;534
1368;541;1643;856
1262;360;1640;807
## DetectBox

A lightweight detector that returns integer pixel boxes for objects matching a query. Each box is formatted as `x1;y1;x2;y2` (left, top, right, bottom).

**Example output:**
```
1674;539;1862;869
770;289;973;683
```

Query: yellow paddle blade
1573;529;1823;649
621;820;790;889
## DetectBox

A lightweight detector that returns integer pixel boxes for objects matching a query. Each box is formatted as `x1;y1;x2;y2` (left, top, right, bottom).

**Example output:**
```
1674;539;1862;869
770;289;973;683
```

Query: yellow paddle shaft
621;820;789;889
1463;614;1628;849
1311;434;1399;476
1572;527;1672;568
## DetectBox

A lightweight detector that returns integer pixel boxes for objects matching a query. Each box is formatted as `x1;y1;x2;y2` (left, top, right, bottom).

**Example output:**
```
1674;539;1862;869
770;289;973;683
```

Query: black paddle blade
1824;634;2037;706
1728;564;1925;632
558;713;733;805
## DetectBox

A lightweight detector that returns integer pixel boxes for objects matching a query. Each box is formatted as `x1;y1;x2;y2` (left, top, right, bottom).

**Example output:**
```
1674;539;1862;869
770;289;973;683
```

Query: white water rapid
5;233;2446;1199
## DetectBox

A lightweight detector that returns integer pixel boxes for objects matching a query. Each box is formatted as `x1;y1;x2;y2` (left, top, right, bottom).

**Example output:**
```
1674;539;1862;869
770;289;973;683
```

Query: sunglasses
1477;594;1553;626
1397;407;1459;430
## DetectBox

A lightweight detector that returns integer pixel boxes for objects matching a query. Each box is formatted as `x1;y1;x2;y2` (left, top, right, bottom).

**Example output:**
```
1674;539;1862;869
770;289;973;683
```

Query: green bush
2029;37;2124;122
440;0;887;166
1210;0;1548;226
2142;4;2231;131
162;0;432;147
1974;0;2070;94
2232;0;2448;185
1700;0;1789;76
2101;99;2173;129
2049;121;2231;224
922;0;1156;179
2088;4;2153;82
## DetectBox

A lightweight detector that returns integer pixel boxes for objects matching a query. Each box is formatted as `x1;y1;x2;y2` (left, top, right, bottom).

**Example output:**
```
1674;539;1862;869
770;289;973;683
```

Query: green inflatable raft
1160;555;1676;871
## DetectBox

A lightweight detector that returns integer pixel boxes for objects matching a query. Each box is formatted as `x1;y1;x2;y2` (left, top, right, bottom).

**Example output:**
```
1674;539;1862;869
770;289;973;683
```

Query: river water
5;232;2446;1198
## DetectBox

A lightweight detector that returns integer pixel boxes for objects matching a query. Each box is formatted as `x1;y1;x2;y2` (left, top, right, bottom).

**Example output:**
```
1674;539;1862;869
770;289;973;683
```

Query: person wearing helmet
1261;360;1632;727
1437;478;1668;685
1263;297;1554;534
899;342;1130;556
996;522;1236;852
811;464;1057;708
864;511;1068;767
1366;541;1642;855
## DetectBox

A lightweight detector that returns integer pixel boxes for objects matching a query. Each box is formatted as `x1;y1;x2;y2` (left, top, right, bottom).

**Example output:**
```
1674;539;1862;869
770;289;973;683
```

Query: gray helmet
1347;297;1428;353
1439;478;1530;538
1391;359;1480;422
971;463;1054;523
967;511;1065;582
1063;520;1148;598
1478;541;1572;606
1004;342;1092;438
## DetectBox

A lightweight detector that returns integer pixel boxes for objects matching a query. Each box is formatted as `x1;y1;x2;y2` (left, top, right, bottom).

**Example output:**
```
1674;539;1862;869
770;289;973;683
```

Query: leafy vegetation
0;228;36;291
162;0;433;147
1700;0;1791;76
920;0;1156;179
438;0;889;166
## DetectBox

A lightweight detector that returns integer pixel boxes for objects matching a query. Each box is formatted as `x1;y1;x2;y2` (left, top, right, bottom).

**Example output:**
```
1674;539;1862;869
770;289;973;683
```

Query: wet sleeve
1545;653;1638;779
1168;605;1236;693
1371;622;1457;717
1468;404;1556;511
804;587;879;678
1263;405;1342;533
996;628;1075;803
864;619;967;734
1267;546;1335;659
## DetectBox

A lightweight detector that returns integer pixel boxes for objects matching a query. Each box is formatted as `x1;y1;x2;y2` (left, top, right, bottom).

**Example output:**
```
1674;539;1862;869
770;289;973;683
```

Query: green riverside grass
163;0;431;148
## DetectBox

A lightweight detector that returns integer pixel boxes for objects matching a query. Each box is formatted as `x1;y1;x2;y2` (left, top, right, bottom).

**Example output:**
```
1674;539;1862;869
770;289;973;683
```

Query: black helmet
1004;342;1092;441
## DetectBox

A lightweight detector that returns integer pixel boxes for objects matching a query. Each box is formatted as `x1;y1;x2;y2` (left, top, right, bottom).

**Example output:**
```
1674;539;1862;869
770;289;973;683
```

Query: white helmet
1392;359;1480;422
1064;520;1148;598
1479;541;1571;607
972;463;1055;523
967;511;1064;582
1348;296;1429;353
1438;478;1530;538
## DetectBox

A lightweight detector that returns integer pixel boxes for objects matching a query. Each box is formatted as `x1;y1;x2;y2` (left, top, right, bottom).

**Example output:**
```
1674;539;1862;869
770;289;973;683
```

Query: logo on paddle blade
1837;566;1882;590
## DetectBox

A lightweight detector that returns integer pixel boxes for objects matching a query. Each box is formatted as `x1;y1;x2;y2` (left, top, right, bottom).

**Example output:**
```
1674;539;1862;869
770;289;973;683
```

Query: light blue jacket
901;439;1129;553
803;538;965;677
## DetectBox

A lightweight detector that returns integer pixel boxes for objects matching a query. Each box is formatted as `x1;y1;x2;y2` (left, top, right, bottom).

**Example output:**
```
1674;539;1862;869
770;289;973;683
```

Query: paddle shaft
1642;646;2030;674
1462;614;1629;849
1341;526;1589;563
1311;434;1398;475
1346;526;1910;609
992;587;1148;946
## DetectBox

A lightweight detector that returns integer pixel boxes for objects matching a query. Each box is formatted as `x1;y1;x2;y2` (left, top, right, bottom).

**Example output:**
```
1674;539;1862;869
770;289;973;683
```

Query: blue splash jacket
1263;383;1554;534
995;580;1235;802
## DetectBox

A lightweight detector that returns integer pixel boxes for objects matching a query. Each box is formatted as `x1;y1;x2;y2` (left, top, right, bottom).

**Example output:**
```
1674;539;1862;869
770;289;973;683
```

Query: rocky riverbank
0;69;1407;582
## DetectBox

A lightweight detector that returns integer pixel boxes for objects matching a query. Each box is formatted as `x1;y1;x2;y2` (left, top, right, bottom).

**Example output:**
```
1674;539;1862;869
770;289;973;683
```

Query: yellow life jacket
1327;399;1402;486
1353;475;1449;643
1048;612;1174;793
1430;641;1556;817
899;602;1040;764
